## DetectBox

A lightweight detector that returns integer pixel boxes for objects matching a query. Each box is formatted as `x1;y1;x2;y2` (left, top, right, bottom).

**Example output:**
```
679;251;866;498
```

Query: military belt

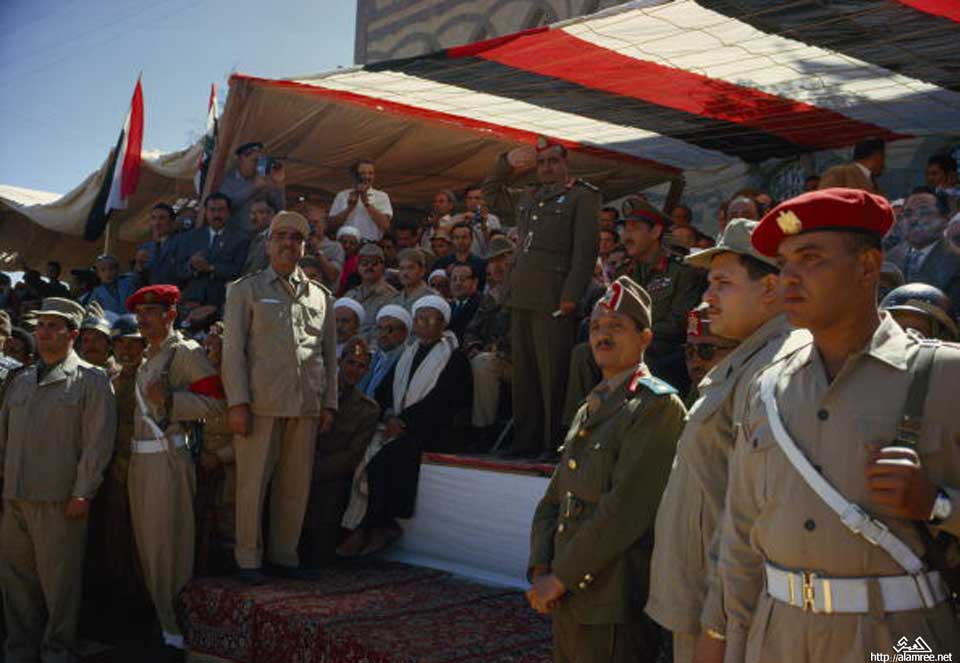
765;562;947;613
131;434;187;455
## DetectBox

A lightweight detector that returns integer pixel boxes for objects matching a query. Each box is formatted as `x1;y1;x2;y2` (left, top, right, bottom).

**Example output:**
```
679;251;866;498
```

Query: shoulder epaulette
574;178;599;192
633;375;678;397
229;270;261;287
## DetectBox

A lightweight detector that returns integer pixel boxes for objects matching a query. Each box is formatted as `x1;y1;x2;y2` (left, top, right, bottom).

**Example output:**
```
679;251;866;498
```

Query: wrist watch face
932;491;952;523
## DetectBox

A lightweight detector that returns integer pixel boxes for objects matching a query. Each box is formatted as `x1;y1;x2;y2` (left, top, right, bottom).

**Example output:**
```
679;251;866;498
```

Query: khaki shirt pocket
743;418;778;504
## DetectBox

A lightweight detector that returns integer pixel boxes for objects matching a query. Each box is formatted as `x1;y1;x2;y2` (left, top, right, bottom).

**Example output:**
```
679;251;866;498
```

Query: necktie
210;231;220;249
906;249;924;281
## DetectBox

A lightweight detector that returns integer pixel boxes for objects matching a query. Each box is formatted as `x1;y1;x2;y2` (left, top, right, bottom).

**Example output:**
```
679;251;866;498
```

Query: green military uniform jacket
632;251;706;349
529;365;687;625
483;155;600;314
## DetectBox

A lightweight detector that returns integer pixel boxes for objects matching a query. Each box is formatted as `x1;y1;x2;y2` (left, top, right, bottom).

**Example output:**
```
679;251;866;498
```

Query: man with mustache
646;219;806;663
344;243;398;343
527;276;686;662
222;211;338;581
720;189;960;662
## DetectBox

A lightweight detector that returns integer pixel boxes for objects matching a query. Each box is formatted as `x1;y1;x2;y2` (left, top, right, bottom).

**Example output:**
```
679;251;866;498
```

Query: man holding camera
329;160;393;241
219;141;287;234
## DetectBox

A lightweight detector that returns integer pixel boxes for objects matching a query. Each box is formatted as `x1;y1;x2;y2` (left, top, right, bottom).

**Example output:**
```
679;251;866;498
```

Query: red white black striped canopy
213;0;960;202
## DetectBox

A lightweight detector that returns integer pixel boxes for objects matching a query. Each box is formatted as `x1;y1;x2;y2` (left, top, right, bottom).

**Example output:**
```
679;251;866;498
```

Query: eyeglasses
685;342;736;361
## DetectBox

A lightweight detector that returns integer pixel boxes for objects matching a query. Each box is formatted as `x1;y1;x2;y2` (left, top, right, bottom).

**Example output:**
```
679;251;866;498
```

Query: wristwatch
928;489;953;525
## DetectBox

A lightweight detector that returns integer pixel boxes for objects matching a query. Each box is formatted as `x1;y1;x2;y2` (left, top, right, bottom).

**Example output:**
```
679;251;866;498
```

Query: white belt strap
132;435;186;455
758;369;927;577
764;563;947;613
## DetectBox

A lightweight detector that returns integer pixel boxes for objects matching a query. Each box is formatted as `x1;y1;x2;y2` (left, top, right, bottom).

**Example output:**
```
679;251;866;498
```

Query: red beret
126;285;181;311
751;188;893;257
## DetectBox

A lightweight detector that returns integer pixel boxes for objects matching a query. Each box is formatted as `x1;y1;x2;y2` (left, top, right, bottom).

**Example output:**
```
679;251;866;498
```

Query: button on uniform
567;458;578;470
817;409;829;421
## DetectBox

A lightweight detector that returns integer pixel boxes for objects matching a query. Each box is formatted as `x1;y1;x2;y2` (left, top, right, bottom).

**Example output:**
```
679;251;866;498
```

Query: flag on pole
84;77;144;241
194;83;218;195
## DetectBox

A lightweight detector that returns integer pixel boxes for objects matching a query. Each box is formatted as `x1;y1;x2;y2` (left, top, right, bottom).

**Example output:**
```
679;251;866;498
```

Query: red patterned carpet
177;561;552;663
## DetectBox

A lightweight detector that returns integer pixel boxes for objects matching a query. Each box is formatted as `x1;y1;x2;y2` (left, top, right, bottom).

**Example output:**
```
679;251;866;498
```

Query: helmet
880;283;958;341
111;314;143;339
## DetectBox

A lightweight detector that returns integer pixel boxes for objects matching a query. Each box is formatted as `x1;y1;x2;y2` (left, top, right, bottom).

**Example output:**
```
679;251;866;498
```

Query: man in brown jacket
484;140;600;459
0;297;117;663
222;211;338;576
817;138;885;195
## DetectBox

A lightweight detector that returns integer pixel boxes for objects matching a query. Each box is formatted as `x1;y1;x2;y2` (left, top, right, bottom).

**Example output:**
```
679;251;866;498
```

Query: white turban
428;269;448;282
412;295;451;324
376;304;413;330
336;225;362;240
334;297;365;322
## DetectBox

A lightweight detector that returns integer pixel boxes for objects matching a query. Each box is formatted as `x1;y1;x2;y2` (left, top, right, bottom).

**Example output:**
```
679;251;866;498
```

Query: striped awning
280;0;960;173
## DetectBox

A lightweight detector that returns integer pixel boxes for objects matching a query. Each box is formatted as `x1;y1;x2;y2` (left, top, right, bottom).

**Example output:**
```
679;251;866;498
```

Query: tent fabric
0;143;201;270
204;0;960;204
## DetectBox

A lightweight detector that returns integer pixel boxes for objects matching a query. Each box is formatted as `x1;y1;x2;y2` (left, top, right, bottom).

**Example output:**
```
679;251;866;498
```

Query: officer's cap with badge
751;188;893;257
594;275;652;330
621;197;671;230
125;284;181;312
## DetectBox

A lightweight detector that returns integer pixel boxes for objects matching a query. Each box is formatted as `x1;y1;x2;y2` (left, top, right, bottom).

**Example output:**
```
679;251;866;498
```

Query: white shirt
330;187;393;241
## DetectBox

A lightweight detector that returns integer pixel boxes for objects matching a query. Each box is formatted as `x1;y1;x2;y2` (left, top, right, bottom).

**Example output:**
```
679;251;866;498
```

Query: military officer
527;276;687;662
126;284;225;659
720;189;960;662
0;297;117;663
343;243;398;342
484;138;600;459
619;199;706;395
222;210;338;576
646;219;808;663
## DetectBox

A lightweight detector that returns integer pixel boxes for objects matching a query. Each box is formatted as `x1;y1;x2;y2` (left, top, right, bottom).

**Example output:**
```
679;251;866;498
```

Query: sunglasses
685;342;736;361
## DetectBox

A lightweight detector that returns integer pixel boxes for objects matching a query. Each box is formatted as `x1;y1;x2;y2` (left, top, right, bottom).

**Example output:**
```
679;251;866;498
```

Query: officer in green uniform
620;200;706;396
484;139;600;458
527;276;687;662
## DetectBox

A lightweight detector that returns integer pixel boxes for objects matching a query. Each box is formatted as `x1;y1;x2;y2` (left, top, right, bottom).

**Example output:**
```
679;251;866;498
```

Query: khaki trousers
128;447;196;639
234;415;318;569
0;500;87;663
470;352;512;427
510;308;576;454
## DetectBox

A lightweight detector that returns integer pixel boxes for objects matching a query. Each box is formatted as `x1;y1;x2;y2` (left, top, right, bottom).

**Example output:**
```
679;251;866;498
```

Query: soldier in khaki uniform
645;219;807;663
222;211;338;575
343;243;398;342
484;140;600;459
126;284;225;658
0;298;117;663
720;189;960;662
527;276;687;662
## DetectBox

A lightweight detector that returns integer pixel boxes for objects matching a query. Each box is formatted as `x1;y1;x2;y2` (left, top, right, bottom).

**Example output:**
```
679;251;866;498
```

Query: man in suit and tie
818;138;885;194
448;262;484;343
177;193;251;309
886;187;960;310
140;203;182;286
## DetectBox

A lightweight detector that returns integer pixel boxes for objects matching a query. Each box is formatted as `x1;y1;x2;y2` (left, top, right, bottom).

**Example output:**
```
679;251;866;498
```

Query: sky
0;0;357;196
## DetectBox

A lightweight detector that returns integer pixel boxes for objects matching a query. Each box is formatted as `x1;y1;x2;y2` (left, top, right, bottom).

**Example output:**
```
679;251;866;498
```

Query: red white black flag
194;83;218;195
84;77;144;241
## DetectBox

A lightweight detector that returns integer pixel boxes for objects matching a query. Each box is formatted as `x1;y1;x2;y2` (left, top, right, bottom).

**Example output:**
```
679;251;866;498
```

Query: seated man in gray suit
887;186;960;310
176;193;250;309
